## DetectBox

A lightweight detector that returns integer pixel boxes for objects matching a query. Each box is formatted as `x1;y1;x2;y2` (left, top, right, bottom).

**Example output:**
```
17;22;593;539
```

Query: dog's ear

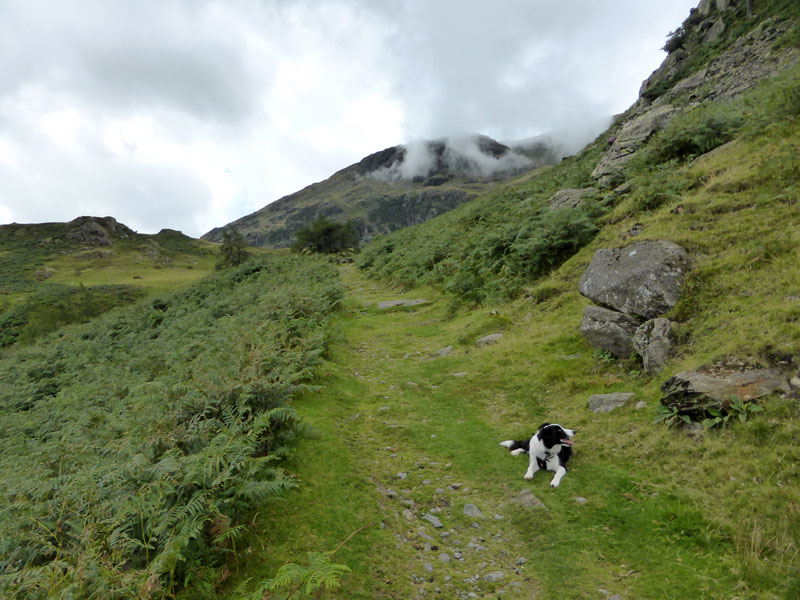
538;422;551;431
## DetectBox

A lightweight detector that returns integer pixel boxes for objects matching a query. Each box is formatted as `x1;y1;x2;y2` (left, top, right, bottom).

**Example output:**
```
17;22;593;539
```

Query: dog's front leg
524;454;539;480
550;466;567;488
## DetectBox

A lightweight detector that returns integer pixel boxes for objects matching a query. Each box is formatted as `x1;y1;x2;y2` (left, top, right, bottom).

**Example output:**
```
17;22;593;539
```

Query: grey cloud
365;0;696;142
0;0;698;236
0;0;258;122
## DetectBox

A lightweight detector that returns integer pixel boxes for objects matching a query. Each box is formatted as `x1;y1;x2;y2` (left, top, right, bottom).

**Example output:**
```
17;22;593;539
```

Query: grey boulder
580;305;640;358
578;241;691;320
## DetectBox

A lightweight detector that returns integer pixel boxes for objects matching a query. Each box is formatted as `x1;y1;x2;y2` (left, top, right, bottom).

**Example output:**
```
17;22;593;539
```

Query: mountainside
202;134;566;248
4;2;800;599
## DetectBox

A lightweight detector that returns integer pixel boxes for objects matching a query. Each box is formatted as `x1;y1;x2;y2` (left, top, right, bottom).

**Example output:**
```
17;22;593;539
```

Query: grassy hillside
0;220;224;349
2;3;800;599
214;7;800;599
0;254;342;599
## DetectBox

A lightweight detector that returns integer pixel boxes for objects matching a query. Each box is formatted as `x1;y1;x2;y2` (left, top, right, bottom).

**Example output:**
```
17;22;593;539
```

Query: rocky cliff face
591;0;799;187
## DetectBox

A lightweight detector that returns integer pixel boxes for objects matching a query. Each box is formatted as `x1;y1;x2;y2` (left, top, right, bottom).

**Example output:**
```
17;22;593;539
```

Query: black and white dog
500;423;576;488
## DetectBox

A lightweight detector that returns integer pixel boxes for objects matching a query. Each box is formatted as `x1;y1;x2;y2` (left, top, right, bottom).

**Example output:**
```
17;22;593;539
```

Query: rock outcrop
64;216;135;247
591;105;677;186
548;188;597;210
661;368;792;420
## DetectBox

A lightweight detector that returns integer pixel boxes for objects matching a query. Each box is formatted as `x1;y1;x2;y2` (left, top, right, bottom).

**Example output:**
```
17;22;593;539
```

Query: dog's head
537;423;576;449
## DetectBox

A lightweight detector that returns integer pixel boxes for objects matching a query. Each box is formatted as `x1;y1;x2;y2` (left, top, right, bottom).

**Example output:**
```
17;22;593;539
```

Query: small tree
217;226;250;269
292;216;359;254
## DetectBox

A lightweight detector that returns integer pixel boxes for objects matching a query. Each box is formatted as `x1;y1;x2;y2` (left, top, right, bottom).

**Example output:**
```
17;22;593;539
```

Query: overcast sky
0;0;697;237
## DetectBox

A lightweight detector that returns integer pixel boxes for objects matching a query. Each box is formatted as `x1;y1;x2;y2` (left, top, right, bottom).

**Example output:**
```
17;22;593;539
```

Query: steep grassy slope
0;219;224;349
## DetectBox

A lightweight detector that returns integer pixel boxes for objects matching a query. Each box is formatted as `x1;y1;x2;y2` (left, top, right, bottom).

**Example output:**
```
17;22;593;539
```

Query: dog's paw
524;473;534;480
550;481;560;488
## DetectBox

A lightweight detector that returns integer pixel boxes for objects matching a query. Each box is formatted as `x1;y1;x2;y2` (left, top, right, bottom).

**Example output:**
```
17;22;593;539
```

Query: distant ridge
202;133;566;249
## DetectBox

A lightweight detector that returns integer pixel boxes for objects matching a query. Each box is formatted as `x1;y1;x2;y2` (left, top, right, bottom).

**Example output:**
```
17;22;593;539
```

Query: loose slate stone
588;392;636;413
513;489;548;511
484;571;505;583
661;368;791;420
462;503;485;518
422;514;444;528
377;299;428;310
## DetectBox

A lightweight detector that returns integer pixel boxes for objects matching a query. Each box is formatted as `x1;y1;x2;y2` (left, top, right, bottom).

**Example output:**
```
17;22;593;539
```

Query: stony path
331;268;545;599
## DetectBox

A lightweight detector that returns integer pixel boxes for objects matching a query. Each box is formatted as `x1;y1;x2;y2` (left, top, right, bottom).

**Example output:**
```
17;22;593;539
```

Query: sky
0;0;698;237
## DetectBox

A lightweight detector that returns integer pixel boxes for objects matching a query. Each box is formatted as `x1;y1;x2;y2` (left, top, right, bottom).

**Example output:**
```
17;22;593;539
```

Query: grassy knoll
0;223;239;349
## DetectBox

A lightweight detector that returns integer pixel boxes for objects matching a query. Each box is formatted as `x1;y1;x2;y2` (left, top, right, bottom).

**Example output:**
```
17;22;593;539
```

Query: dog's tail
499;439;529;456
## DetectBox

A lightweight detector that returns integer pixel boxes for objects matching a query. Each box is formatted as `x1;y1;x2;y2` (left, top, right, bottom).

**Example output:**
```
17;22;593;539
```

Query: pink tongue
561;439;574;445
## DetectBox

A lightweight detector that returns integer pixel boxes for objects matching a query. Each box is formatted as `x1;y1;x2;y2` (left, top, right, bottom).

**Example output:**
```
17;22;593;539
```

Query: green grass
0;223;244;349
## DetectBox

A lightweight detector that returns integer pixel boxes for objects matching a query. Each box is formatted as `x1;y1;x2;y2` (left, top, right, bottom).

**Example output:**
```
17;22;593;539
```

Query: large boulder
633;318;673;374
580;305;640;358
578;241;691;320
661;368;792;420
591;105;678;185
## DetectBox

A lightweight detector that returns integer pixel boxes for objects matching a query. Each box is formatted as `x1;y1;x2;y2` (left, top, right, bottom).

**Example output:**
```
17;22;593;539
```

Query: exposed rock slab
591;105;677;185
580;305;640;358
588;393;637;413
633;318;673;374
476;333;504;347
661;368;791;419
548;188;597;210
377;299;428;310
578;241;691;320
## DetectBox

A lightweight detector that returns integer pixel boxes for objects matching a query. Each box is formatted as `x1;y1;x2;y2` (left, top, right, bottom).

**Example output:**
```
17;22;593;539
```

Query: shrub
292;217;359;254
217;226;250;269
649;111;743;164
